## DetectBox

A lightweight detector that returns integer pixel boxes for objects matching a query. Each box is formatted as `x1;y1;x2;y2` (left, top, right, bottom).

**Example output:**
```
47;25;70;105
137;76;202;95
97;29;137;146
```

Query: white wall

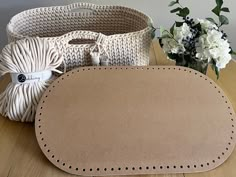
0;0;235;50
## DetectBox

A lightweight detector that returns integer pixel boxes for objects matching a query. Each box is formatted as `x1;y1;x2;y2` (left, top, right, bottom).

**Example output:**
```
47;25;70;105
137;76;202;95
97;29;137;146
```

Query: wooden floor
0;40;236;177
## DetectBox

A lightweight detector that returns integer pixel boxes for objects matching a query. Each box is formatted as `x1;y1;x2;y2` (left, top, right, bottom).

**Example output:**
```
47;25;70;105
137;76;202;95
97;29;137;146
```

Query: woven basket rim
7;3;154;40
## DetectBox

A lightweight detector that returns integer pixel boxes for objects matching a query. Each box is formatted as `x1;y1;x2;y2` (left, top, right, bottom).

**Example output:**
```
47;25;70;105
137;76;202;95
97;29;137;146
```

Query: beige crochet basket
6;3;153;71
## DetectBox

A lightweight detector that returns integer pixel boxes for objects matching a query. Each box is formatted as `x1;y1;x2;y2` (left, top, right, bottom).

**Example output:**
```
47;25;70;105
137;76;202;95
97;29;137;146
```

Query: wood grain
0;40;235;177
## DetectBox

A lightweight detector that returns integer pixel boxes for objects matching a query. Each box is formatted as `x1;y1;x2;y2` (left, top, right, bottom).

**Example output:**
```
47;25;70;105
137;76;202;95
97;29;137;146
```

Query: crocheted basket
6;3;153;71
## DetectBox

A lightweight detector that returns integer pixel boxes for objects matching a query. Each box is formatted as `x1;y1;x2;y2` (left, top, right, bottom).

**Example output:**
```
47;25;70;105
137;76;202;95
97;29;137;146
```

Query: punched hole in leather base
35;66;236;176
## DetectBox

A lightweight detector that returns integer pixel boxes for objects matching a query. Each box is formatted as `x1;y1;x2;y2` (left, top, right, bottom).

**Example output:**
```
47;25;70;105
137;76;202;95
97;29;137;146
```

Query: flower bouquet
158;0;236;78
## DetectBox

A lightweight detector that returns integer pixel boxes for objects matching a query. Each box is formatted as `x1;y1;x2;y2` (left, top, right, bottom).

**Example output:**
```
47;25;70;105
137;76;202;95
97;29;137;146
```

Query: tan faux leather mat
35;66;236;176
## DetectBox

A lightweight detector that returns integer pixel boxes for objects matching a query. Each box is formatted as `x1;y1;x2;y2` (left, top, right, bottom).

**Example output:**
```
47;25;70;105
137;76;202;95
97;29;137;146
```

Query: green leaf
151;28;156;39
148;21;156;39
167;53;178;61
216;0;223;8
221;7;230;12
160;26;165;36
219;15;229;25
160;27;172;39
215;66;220;79
206;18;217;24
175;21;184;27
159;38;163;47
177;7;190;17
170;23;175;35
193;23;202;32
161;34;172;39
170;7;182;13
160;26;168;37
212;6;221;16
160;26;174;39
230;50;236;55
212;0;224;16
211;63;220;79
169;1;178;7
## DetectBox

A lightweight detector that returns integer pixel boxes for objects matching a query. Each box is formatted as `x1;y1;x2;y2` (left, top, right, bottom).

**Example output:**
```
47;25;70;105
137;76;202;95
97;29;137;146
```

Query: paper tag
10;70;52;84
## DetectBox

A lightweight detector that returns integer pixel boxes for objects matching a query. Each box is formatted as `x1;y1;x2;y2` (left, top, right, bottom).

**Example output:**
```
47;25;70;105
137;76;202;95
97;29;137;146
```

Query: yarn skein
0;37;64;122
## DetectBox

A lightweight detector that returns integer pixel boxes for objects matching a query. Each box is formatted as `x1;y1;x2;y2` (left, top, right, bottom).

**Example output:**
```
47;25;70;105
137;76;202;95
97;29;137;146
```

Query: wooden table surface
0;40;236;177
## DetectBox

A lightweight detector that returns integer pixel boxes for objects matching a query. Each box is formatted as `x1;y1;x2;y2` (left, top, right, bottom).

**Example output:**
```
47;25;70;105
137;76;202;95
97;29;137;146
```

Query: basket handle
65;3;98;13
60;31;110;66
60;31;107;45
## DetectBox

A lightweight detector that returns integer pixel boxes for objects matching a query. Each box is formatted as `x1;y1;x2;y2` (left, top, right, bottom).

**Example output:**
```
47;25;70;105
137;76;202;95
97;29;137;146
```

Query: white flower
161;37;185;54
195;18;218;31
195;29;231;69
214;52;231;69
161;23;192;55
173;23;193;42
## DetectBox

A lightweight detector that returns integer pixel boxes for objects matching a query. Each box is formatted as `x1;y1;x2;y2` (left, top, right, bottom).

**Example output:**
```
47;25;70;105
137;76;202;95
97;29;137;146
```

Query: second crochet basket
7;3;153;71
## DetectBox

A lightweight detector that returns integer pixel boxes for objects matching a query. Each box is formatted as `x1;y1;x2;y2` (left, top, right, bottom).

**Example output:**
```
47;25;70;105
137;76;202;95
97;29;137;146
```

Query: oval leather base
35;66;236;176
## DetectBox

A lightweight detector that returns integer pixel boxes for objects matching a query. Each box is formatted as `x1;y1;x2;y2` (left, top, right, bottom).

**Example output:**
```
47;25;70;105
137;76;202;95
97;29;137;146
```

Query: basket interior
10;6;150;38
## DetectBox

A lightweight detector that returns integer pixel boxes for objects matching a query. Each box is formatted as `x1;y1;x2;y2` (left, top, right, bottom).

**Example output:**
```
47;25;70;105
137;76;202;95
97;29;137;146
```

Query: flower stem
218;23;223;28
178;2;184;8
